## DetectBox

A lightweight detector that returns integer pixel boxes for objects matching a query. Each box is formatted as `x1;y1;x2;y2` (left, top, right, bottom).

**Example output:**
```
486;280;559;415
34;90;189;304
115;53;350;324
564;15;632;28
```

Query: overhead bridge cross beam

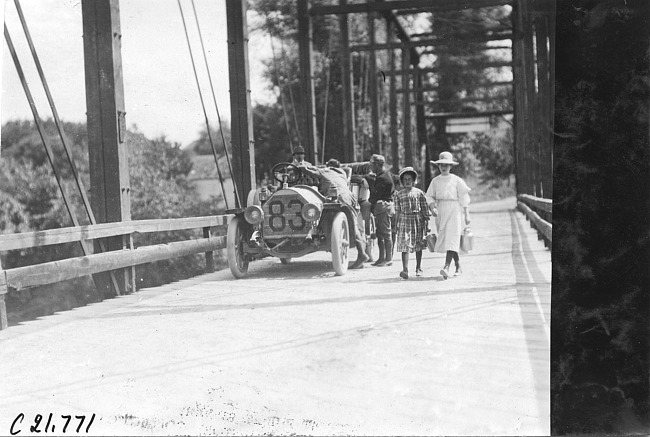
310;0;513;16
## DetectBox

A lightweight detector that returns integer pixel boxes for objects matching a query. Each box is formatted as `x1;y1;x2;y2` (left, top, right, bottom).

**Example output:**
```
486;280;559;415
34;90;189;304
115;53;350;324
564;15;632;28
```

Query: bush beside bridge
0;121;226;325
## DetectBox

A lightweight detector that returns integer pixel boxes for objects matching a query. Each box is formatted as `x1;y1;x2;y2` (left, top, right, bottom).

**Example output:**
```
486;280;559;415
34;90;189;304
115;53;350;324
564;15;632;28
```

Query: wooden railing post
203;226;214;273
129;234;136;292
121;233;136;293
0;259;8;330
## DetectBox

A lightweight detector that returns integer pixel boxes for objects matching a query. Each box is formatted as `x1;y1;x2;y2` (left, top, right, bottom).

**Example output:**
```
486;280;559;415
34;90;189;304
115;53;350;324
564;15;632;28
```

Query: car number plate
263;195;308;237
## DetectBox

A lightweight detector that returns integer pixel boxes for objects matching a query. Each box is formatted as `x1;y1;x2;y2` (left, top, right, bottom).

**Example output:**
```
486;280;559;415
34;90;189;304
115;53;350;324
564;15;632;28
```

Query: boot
350;243;370;269
383;238;393;266
440;264;450;280
372;239;386;266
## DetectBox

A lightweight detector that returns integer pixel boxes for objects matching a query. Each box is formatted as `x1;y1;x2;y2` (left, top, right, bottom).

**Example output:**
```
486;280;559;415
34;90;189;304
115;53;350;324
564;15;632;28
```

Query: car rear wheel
227;217;250;279
331;212;349;275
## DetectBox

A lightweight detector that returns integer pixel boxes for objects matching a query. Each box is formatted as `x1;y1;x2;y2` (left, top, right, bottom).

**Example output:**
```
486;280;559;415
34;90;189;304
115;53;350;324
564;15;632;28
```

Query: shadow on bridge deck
0;197;551;436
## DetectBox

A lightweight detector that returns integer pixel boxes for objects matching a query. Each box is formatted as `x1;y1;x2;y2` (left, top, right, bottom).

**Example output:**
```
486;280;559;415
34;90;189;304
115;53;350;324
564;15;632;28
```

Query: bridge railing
517;194;552;248
0;214;233;329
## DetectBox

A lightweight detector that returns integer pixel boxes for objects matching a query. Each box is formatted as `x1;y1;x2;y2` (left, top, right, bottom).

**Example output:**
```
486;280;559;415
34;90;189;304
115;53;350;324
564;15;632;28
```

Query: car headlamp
244;205;264;225
301;203;321;222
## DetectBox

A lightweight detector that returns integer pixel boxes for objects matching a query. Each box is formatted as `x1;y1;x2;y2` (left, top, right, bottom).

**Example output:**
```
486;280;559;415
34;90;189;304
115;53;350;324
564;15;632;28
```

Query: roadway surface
0;197;551;436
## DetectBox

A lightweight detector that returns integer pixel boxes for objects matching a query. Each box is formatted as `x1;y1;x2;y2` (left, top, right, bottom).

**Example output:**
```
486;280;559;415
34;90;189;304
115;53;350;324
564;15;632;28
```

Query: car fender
340;203;359;244
321;203;358;245
247;188;267;207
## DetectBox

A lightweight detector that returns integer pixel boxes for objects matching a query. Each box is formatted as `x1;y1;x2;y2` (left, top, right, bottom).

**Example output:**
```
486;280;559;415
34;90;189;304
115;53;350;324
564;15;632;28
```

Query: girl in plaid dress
394;167;431;279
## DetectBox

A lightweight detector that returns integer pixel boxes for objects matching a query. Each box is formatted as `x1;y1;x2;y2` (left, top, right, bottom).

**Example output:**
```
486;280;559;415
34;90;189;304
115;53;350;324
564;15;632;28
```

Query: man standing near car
368;154;395;266
298;163;369;269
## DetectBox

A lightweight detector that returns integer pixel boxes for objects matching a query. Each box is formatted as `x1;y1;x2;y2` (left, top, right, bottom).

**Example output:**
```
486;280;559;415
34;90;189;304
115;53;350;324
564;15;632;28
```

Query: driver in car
291;146;311;166
298;162;370;269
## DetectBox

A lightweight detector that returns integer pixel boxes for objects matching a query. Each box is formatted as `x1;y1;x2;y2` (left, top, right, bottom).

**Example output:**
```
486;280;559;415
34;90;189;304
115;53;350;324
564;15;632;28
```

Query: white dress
425;174;471;252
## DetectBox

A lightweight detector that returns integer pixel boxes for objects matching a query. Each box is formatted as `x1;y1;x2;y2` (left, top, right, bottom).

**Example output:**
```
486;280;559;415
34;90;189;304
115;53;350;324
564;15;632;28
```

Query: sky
1;0;275;147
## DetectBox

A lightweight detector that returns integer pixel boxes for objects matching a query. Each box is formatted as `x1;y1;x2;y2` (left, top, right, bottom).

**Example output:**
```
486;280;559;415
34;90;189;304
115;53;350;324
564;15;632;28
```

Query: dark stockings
445;250;459;267
402;250;423;272
401;252;409;272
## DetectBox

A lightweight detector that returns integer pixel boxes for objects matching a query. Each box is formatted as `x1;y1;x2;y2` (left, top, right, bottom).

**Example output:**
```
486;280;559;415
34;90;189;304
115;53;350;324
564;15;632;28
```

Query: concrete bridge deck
0;197;551;436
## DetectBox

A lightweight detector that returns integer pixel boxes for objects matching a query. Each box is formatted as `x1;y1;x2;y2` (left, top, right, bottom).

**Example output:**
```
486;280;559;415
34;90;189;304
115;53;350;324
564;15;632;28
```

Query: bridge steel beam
512;1;529;196
425;109;514;119
534;0;554;198
226;0;255;205
401;48;413;166
351;33;513;52
379;6;424;173
548;0;556;200
522;0;539;197
298;0;319;164
397;81;513;94
338;0;356;163
387;19;399;169
311;0;512;16
82;0;132;298
367;10;381;156
383;61;513;77
414;68;429;189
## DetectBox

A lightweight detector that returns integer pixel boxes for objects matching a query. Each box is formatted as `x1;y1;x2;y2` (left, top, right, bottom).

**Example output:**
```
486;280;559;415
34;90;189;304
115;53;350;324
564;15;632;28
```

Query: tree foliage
461;122;514;184
248;1;514;185
426;7;512;113
0;119;223;321
190;124;232;157
250;0;371;165
253;103;294;182
126;131;222;289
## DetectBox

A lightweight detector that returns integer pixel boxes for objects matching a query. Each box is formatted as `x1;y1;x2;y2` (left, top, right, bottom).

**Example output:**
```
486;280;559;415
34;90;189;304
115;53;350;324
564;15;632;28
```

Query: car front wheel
330;212;349;275
227;217;250;279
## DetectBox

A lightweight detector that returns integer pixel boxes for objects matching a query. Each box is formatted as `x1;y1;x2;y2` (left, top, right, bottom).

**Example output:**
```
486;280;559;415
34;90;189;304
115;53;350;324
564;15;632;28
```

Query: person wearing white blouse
424;151;472;279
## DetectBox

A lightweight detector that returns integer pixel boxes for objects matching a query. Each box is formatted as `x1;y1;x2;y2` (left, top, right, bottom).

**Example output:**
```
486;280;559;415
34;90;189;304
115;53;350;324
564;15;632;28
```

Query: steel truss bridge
0;1;556;433
0;0;553;326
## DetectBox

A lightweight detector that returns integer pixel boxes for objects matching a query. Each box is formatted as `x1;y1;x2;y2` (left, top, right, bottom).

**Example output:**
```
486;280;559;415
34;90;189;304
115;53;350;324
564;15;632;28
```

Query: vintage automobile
226;162;365;279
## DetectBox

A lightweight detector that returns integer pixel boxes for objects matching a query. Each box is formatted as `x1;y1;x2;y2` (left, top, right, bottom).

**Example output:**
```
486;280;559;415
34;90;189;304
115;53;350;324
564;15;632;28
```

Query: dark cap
369;154;385;164
292;146;306;155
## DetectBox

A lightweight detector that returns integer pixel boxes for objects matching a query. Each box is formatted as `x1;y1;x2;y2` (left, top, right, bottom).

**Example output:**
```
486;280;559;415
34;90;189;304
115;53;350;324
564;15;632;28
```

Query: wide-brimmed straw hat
431;151;459;166
398;166;418;181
